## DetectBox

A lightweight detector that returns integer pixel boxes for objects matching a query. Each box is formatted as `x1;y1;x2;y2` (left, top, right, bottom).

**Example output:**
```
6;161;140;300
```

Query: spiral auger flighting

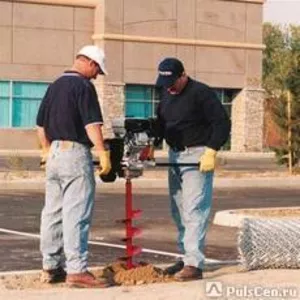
118;172;143;269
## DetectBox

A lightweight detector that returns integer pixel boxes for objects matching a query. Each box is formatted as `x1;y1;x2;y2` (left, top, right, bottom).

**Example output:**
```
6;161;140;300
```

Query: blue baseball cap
156;58;185;88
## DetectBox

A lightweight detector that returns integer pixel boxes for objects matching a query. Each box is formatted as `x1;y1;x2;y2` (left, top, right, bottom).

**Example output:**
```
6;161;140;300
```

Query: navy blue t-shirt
36;71;103;147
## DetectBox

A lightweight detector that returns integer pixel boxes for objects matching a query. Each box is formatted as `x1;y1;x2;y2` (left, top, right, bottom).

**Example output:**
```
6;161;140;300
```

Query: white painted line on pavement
0;228;40;238
0;227;239;265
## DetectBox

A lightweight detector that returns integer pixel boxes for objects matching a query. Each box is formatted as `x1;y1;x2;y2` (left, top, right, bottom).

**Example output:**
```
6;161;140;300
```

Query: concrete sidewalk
1;266;300;300
0;149;283;172
1;148;296;191
1;175;300;191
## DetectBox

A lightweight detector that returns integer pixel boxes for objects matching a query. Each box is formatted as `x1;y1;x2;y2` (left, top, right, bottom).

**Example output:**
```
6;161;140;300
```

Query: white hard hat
77;45;108;75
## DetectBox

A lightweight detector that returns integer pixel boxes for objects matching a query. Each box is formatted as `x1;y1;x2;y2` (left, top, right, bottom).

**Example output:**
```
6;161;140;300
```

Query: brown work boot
66;271;110;288
174;266;203;281
163;260;184;275
40;266;67;283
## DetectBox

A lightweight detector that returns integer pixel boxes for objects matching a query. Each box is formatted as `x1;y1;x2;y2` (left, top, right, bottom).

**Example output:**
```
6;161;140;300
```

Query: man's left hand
97;150;112;176
40;148;49;170
199;148;217;172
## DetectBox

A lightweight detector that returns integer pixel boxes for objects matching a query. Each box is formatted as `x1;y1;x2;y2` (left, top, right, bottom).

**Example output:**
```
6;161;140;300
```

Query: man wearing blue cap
154;57;231;281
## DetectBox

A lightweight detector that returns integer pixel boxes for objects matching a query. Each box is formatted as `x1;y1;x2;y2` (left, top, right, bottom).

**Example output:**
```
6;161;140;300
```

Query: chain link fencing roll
238;218;300;270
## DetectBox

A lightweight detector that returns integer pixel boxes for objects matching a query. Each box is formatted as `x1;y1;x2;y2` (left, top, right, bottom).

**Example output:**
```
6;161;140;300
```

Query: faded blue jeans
168;146;213;269
40;141;95;274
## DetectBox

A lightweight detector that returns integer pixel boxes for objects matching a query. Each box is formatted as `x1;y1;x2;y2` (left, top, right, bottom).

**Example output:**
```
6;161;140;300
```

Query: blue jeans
40;141;95;274
168;146;213;269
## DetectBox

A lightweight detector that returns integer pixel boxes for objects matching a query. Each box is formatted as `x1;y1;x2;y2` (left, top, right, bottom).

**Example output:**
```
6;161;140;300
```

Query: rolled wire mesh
238;218;300;270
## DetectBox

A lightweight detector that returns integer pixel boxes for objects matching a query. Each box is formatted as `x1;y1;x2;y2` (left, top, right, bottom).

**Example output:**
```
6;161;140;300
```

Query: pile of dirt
95;262;174;286
0;262;173;290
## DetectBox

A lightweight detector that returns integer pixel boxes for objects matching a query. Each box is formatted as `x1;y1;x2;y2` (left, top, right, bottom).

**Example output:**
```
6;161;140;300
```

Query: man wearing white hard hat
36;45;111;288
77;45;108;76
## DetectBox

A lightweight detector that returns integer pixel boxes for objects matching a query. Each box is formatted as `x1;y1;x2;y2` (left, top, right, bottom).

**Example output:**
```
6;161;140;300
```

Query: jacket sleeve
200;88;231;150
153;101;165;147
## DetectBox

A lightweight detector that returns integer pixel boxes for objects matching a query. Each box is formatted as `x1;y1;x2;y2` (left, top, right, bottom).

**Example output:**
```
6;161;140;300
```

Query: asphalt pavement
1;151;300;299
1;183;300;272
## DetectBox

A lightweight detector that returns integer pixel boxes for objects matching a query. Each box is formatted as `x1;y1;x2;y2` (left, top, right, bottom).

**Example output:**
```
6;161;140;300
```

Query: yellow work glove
40;148;49;170
98;150;112;176
199;148;217;172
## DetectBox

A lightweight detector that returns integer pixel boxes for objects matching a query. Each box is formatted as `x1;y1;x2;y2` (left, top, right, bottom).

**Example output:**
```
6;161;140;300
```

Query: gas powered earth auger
98;118;199;269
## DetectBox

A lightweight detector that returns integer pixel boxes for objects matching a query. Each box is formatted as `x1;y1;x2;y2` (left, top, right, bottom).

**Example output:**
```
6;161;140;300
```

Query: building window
125;85;160;118
125;85;239;150
214;88;240;150
125;84;239;119
214;88;239;119
0;81;49;128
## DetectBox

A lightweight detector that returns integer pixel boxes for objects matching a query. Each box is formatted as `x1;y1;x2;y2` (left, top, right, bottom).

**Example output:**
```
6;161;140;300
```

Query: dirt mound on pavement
96;262;173;285
0;262;173;290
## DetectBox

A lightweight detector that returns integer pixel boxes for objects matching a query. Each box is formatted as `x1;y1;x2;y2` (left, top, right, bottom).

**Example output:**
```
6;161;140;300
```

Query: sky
263;0;300;25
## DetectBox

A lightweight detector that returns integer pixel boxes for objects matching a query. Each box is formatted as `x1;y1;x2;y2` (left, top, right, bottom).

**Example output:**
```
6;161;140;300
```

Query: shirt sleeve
78;82;103;127
36;86;51;127
200;88;231;150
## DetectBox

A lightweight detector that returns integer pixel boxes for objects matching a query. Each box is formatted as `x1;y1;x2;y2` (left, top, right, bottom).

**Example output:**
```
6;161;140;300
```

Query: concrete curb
1;176;300;190
213;206;300;228
213;209;249;228
214;176;300;188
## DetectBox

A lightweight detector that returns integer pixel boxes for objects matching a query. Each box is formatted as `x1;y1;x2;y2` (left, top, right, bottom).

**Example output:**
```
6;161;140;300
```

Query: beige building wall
0;0;264;151
0;0;94;149
0;1;94;82
95;0;264;151
97;0;263;89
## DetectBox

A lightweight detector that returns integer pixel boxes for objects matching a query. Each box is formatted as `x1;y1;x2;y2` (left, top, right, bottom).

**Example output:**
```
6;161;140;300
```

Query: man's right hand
148;146;155;160
98;150;112;176
142;145;155;161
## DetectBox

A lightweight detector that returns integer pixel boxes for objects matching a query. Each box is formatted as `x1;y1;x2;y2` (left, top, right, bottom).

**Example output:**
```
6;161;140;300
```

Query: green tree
263;23;300;170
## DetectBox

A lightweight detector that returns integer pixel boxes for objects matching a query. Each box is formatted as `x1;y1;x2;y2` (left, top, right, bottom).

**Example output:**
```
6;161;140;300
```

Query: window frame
0;80;50;129
125;84;160;119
